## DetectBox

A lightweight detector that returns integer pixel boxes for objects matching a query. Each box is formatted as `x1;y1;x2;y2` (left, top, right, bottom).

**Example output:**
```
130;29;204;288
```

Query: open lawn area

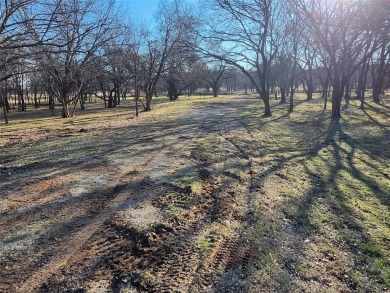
0;94;389;292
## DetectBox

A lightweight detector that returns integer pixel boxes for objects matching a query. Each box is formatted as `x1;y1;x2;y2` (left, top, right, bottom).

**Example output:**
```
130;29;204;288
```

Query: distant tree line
0;0;389;123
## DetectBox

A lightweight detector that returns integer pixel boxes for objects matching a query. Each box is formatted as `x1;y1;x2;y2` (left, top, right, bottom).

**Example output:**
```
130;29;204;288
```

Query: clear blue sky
117;0;198;25
116;0;159;25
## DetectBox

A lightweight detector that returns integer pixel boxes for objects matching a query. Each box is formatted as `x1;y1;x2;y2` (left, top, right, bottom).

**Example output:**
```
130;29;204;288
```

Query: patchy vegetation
238;93;390;292
0;94;389;292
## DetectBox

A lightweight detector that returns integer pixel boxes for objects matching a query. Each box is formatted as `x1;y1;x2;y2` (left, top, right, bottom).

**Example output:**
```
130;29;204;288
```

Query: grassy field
235;93;390;292
0;93;389;292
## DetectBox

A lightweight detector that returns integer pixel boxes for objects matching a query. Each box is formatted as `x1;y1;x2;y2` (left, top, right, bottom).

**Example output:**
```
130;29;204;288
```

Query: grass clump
176;175;202;195
197;225;227;259
361;243;382;257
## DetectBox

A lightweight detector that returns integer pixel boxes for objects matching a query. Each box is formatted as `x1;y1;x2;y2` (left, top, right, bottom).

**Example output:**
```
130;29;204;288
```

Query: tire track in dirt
110;181;216;292
40;180;212;292
191;236;252;292
142;224;204;292
1;198;119;292
15;176;143;293
187;106;256;292
139;180;228;292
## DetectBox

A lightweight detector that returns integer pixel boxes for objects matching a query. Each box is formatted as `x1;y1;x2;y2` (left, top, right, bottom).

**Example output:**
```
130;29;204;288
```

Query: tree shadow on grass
258;117;390;291
362;108;390;134
236;97;390;291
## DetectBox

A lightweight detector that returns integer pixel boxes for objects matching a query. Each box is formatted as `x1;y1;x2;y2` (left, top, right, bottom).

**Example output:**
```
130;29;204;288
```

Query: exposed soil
0;98;258;292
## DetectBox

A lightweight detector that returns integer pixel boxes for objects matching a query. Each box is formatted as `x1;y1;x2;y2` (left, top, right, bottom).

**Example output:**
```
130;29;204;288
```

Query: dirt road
0;98;259;292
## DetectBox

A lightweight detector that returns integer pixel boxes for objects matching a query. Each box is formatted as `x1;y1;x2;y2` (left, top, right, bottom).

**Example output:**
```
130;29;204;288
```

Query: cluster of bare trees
0;0;389;123
0;0;236;122
0;0;119;119
197;0;390;117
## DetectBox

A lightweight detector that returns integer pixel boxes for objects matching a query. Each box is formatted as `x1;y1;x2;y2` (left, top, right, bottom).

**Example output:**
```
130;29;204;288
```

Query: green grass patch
361;243;382;257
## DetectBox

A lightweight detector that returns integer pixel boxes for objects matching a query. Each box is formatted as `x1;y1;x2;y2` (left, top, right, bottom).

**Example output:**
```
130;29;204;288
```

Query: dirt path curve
0;97;258;292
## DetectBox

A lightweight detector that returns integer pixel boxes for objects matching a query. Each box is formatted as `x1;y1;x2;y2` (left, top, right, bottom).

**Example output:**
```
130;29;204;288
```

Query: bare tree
36;0;118;118
134;0;197;111
196;0;283;116
275;9;302;112
371;29;390;103
98;46;130;108
299;40;319;101
163;53;199;101
294;0;385;118
201;61;229;97
125;33;142;116
0;0;54;123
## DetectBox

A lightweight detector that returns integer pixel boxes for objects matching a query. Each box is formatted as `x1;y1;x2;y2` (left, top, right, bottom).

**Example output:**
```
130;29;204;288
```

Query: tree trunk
331;74;342;118
19;74;26;111
4;83;10;112
322;74;331;111
372;37;388;104
373;78;383;103
21;95;26;111
2;99;8;124
289;51;298;112
321;74;330;100
113;89;117;107
134;75;139;117
306;66;314;100
360;90;365;109
288;92;294;112
264;98;271;116
103;91;107;108
357;63;364;102
62;102;70;118
34;85;39;108
344;80;350;105
116;88;121;105
108;90;115;108
145;95;152;111
60;89;70;118
135;96;139;117
280;86;286;103
288;73;295;112
360;61;369;109
71;97;79;117
80;94;85;110
4;97;10;112
323;91;328;111
168;80;178;101
49;94;55;115
212;86;218;97
19;86;26;111
260;91;271;117
307;82;313;100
